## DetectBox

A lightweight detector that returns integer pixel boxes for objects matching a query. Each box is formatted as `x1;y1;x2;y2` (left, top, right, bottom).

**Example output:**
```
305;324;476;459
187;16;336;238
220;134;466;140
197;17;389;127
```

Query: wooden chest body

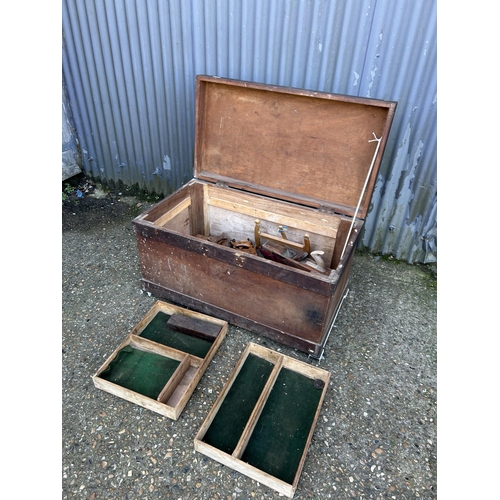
133;76;396;358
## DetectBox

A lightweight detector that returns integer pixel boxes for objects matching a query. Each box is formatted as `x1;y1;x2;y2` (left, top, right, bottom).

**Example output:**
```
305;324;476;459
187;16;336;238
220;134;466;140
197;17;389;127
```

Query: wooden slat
188;182;208;236
281;355;331;382
208;195;340;238
164;364;199;408
129;335;194;363
203;183;210;235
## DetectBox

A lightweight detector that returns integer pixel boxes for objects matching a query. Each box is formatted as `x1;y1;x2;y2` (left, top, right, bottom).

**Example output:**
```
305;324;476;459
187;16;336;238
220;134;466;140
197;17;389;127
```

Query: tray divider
195;345;253;442
156;354;192;404
231;356;284;459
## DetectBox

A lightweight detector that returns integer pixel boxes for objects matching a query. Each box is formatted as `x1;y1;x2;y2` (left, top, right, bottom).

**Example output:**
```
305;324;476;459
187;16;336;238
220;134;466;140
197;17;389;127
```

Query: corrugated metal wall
62;85;82;181
62;0;436;263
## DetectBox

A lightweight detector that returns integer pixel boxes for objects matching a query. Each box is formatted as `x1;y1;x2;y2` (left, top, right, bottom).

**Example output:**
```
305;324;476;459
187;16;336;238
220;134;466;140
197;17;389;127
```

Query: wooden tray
92;300;228;420
194;342;330;498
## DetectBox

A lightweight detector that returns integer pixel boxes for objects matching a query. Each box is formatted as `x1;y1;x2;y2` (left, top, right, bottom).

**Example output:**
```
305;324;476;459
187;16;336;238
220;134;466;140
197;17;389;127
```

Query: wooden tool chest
133;76;396;358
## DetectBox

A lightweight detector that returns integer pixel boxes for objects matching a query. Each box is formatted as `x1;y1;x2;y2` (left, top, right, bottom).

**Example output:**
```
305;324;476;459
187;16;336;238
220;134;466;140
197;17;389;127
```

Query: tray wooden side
194;343;330;498
92;300;228;420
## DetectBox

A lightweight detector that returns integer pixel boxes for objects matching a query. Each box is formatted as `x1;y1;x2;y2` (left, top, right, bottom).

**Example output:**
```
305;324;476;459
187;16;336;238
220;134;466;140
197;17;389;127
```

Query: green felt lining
241;368;323;484
99;346;181;400
139;311;214;358
202;353;274;454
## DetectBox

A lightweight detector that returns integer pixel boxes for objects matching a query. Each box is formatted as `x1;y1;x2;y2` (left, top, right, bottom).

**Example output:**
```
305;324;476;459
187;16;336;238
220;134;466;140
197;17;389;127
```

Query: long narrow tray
194;342;330;498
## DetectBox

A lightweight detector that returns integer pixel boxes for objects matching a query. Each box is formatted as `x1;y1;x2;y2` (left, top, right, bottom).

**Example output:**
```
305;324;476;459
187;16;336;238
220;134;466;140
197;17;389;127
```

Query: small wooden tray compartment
92;300;228;420
194;342;330;498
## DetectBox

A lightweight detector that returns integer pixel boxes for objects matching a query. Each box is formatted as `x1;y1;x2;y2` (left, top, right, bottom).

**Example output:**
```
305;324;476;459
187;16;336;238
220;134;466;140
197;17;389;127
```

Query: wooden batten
205;185;341;237
166;313;222;341
128;335;194;362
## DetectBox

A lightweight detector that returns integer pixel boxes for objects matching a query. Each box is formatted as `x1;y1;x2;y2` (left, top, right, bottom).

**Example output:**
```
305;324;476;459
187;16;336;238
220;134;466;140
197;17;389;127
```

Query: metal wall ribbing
62;0;437;263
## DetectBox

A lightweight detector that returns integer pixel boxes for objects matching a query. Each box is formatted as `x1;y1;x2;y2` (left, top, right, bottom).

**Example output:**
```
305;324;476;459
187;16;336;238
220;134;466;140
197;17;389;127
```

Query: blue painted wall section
62;0;436;263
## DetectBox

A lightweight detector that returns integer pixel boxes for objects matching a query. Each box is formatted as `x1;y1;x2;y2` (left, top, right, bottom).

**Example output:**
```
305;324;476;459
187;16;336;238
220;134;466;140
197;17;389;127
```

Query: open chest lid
194;75;397;219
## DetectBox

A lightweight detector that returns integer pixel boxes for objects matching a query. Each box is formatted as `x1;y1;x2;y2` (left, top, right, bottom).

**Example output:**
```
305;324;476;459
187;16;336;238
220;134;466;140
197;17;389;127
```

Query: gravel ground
62;184;436;500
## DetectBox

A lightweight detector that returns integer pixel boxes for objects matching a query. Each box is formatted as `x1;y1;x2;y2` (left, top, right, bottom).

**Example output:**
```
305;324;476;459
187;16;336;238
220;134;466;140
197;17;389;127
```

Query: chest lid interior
194;76;396;219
